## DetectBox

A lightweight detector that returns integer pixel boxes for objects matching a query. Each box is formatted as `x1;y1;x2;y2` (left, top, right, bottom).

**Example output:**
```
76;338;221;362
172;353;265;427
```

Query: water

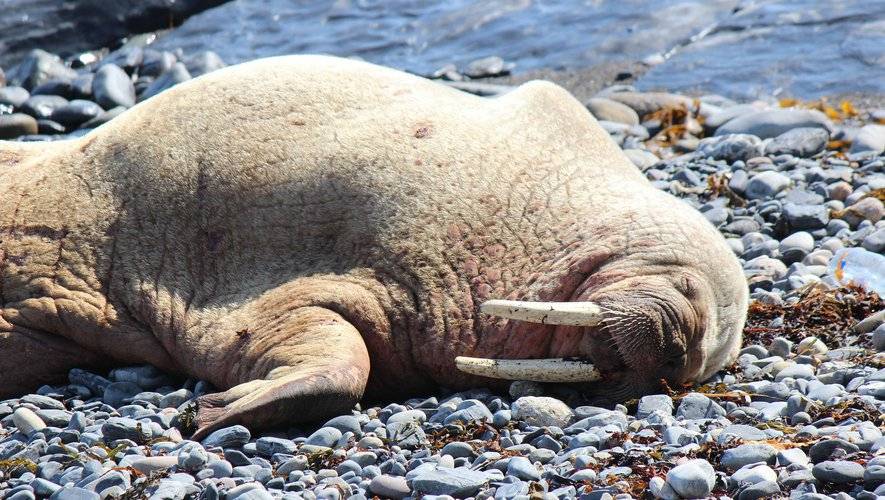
146;0;885;99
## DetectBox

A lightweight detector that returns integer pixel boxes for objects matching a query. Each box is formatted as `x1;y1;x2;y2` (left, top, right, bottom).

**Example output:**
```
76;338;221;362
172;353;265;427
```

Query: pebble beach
1;4;885;499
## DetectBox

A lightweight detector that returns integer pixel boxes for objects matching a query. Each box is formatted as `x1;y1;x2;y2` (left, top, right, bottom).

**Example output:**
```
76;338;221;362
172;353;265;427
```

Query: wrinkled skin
0;56;747;437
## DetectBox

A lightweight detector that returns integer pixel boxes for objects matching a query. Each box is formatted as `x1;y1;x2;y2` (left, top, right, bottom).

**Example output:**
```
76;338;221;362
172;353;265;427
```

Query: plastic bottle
827;247;885;296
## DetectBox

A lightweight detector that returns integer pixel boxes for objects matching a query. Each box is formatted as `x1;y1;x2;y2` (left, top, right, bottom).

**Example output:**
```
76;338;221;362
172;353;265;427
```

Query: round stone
812;460;864;483
511;396;574;427
92;63;135;109
12;407;46;434
0;112;38;139
666;459;716;499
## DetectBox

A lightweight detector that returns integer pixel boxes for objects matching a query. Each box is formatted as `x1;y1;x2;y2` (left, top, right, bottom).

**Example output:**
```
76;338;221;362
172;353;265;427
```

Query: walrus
0;55;747;438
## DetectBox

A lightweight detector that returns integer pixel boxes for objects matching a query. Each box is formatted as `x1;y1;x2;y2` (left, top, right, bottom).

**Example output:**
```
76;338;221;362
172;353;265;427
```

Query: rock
159;388;192;408
714;109;832;139
781;203;829;231
0;86;30;107
862;228;885;253
779;232;814;263
603;91;693;118
506;456;541;481
304;426;343;448
797;336;828;356
38;119;66;134
47;487;99;500
745;171;791;200
623;148;660;170
225;482;273;500
665;459;716;499
50;99;103;128
463;56;512;78
140;63;192;100
585;97;639;125
721;443;777;470
177;442;208;471
92;64;135;109
704;103;767;130
840;197;884;227
369;475;410;499
101;416;152;442
731;463;777;485
764;127;829;157
717;424;767;444
102;381;143;407
201;424;250;448
0;112;38;139
675;392;726;419
736;480;780;500
183;50;227;77
410;467;489;497
649;476;679;500
636;394;673;419
849;124;885;154
12;407;47;434
873;325;885;352
809;439;860;463
776;448;809;467
256;436;297;455
21;94;69;119
812;460;864;484
6;49;77;90
774;363;815;381
696;134;763;162
511;396;573;427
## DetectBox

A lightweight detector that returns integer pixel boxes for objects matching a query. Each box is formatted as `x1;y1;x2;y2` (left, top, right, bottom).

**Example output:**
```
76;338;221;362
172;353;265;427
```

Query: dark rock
140;63;191;100
98;47;144;74
21;95;69;119
140;50;178;78
37;119;66;135
81;106;126;129
780;203;829;232
0;113;38;139
812;460;864;484
809;439;860;463
51;99;103;128
183;50;226;77
5;49;77;91
0;1;227;70
93;64;136;109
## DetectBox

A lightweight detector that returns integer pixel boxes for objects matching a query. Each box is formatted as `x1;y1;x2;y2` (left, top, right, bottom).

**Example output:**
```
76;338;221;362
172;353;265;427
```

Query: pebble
201;424;251;448
368;475;410;499
410;468;489;497
665;459;716;499
812;460;865;484
764;127;829;157
696;134;763;162
585;97;639;125
721;443;777;469
510;396;574;427
140;62;192;101
6;49;77;90
50;99;102;128
90;63;135;109
744;171;791;200
850;124;885;154
12;407;47;434
0;113;38;139
0;86;30;107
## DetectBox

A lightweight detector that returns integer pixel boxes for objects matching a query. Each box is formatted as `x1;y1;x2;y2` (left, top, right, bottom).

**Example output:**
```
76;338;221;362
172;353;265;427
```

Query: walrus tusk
454;356;602;382
481;300;604;326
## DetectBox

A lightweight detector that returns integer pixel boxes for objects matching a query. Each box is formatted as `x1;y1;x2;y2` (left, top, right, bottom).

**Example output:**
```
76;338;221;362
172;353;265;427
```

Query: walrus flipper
190;305;370;440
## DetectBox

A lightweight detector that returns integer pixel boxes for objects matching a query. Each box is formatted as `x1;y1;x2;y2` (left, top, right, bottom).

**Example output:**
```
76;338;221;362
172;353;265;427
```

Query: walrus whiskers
481;300;604;326
454;356;602;382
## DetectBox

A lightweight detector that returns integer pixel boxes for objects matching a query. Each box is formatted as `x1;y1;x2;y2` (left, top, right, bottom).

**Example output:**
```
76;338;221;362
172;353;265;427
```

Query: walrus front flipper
190;305;370;440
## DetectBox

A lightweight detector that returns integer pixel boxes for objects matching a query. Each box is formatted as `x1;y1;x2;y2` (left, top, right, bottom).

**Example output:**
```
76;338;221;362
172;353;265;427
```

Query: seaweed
0;457;38;475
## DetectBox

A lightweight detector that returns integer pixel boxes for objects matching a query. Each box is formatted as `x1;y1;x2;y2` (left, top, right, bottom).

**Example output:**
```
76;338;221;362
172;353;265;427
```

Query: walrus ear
189;306;370;440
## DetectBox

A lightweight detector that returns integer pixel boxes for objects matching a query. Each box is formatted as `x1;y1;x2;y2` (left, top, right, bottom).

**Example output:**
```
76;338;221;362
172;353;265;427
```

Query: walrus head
456;267;747;400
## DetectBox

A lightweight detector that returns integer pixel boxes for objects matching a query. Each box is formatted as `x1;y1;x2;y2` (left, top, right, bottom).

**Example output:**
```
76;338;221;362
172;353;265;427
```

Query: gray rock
779;232;814;263
0;86;30;107
862;228;885;253
872;324;885;352
103;381;143;407
305;427;342;448
731;463;777;485
636;394;674;419
92;64;135;109
177;442;208;471
140;63;192;100
715;109;832;139
20;94;68;119
676;392;726;419
774;363;815;381
159;388;192;408
768;337;793;358
50;99;103;128
506;456;540;481
0;112;38;138
718;424;767;444
225;482;273;500
745;171;791;200
256;436;297;455
812;460;864;484
696;134;763;162
443;401;493;424
624;148;660;170
411;467;489;497
849;124;885;154
865;463;885;489
101;416;152;442
369;475;410;499
782;203;829;231
510;397;573;427
809;439;860;463
721;443;777;469
7;49;77;90
666;459;716;499
604;91;693;117
323;415;362;435
764;127;829;157
736;480;780;500
183;50;227;77
463;56;512;78
585;97;639;125
201;424;250;448
31;478;62;497
776;448;809;467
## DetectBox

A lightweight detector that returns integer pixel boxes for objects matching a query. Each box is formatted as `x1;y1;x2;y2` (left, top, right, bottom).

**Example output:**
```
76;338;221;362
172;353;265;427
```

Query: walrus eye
453;299;605;382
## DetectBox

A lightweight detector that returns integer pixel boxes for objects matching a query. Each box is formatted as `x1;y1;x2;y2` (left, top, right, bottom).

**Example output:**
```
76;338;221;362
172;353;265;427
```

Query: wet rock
0;112;38;139
0;85;30;107
183;50;227;77
20;94;68;119
6;49;77;90
50;99;103;128
140;63;192;100
92;64;135;109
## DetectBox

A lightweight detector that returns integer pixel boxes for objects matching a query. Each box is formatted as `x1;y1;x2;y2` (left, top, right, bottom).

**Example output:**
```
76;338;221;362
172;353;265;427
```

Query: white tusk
481;300;604;326
455;356;602;382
